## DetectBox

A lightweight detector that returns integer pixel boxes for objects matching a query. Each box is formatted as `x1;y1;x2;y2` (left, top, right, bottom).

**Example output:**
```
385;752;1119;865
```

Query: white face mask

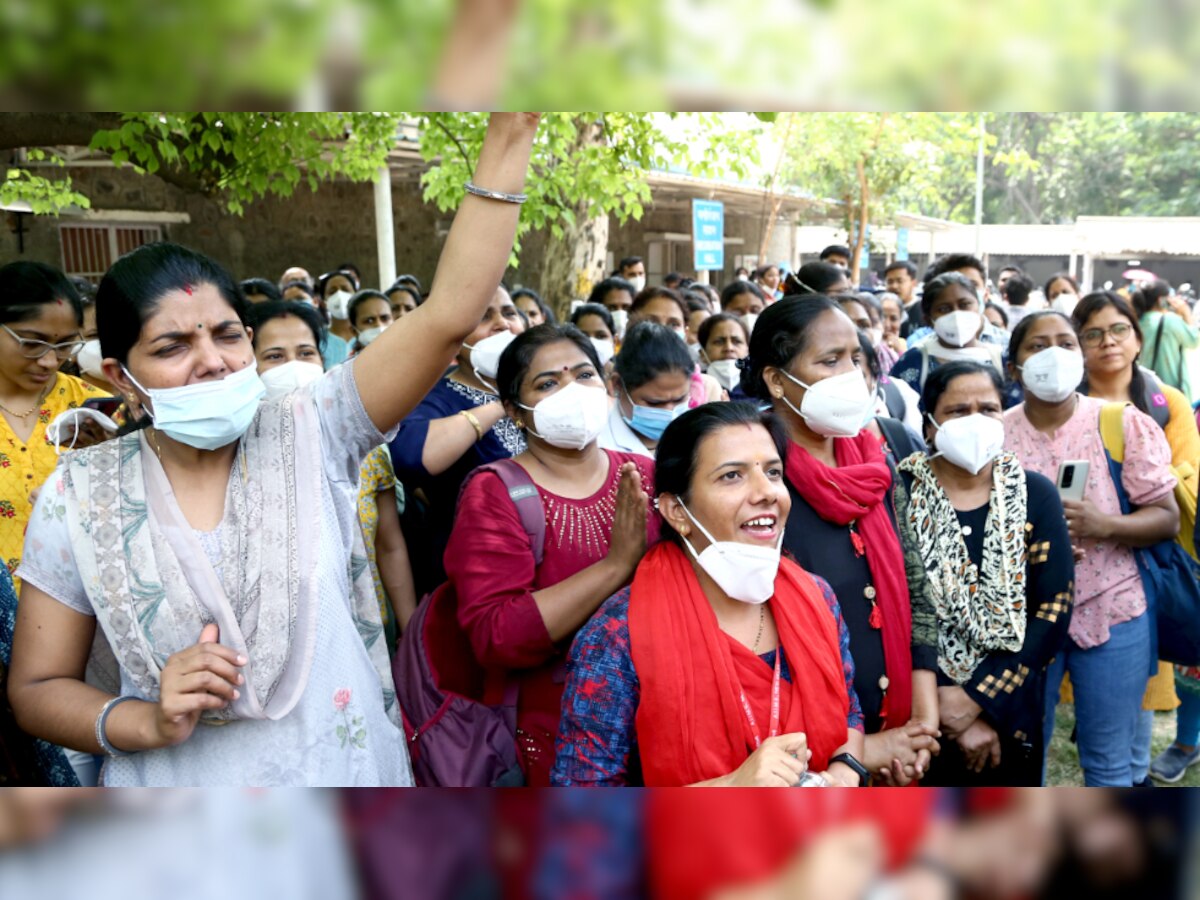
518;380;610;451
930;414;1005;475
740;313;759;336
610;309;630;339
466;331;517;384
47;406;119;455
779;367;874;438
356;325;387;347
326;290;353;320
628;275;647;293
707;358;741;393
123;364;265;451
686;341;703;365
867;326;884;346
590;337;615;368
1051;293;1079;317
934;310;983;348
75;339;106;379
678;500;782;604
1018;346;1084;404
258;359;324;401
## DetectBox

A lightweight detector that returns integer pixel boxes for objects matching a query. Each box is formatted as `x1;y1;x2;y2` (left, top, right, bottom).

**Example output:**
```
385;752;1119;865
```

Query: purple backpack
393;459;545;787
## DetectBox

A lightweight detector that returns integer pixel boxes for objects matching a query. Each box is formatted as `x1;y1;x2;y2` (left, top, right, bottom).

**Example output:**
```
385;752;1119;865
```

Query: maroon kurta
446;449;658;786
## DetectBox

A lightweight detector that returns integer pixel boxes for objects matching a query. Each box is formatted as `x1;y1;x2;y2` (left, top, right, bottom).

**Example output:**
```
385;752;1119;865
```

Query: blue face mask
621;387;688;441
124;363;266;451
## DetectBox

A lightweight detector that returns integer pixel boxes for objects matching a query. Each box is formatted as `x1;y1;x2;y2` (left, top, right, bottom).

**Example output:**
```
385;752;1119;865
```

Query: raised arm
353;113;540;432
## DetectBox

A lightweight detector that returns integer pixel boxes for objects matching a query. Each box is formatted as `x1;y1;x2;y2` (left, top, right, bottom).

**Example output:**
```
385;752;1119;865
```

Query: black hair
819;244;851;261
1130;279;1172;318
741;294;842;400
244;300;329;357
587;277;637;309
998;265;1024;277
691;282;720;308
985;301;1010;328
318;268;359;297
511;287;557;325
920;360;1005;434
654;402;788;547
663;272;685;287
924;253;986;286
720;280;765;309
281;280;315;300
1002;273;1035;307
570;303;616;338
1071;291;1154;418
921;271;978;320
0;261;84;328
836;294;871;324
240;277;283;304
752;264;779;281
496;323;602;406
613;320;695;391
884;260;918;279
1006;309;1074;365
854;291;882;322
385;282;422;309
683;291;710;314
1044;272;1079;298
69;275;97;305
631;286;688;323
734;266;750;278
336;261;362;282
348;289;391;328
857;329;882;380
394;273;423;292
698;312;749;351
617;256;644;274
95;242;248;363
677;277;696;291
788;261;847;295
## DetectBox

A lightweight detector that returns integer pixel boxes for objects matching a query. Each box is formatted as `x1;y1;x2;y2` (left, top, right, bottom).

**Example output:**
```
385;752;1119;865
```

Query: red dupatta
629;542;849;787
784;431;913;726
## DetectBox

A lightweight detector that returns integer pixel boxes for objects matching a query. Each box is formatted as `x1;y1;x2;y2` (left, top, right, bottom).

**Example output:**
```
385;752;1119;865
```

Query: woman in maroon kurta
444;323;659;785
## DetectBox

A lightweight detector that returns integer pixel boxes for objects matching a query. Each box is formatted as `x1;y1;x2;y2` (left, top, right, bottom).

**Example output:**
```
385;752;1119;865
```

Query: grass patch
1045;704;1200;786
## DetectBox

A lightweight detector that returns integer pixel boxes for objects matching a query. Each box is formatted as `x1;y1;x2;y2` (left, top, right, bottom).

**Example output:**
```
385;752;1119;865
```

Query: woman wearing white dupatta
7;113;540;786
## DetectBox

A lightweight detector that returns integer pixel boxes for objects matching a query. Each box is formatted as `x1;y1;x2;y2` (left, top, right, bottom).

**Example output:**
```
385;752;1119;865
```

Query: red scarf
784;431;913;726
629;542;850;787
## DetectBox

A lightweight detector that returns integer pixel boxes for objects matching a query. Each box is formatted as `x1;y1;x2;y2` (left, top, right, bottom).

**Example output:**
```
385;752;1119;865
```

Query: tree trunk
537;118;610;320
539;207;609;321
849;155;870;275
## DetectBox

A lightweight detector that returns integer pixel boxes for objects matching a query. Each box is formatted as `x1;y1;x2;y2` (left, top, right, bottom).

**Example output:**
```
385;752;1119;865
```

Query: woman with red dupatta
553;402;866;787
742;295;942;786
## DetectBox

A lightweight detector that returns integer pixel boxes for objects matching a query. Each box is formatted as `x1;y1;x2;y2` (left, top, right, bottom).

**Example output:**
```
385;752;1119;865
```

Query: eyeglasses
1080;322;1134;348
1;324;86;360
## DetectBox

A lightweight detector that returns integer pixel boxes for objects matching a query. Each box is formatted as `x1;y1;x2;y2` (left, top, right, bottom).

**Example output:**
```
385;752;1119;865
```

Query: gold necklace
0;383;50;418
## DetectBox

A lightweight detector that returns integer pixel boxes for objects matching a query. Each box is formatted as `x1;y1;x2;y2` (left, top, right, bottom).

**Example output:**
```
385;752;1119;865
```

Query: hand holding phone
1056;460;1089;502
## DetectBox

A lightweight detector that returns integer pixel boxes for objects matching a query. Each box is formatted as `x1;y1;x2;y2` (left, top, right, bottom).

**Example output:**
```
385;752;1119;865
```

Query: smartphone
1056;459;1090;502
82;396;123;418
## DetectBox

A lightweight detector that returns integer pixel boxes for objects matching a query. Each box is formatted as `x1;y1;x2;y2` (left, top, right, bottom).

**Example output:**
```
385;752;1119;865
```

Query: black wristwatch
829;752;869;786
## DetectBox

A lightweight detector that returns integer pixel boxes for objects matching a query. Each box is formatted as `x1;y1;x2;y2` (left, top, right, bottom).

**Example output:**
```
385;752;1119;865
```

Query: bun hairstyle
739;294;841;400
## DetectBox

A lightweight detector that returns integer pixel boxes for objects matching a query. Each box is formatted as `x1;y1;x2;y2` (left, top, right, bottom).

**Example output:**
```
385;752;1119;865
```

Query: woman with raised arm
7;113;541;786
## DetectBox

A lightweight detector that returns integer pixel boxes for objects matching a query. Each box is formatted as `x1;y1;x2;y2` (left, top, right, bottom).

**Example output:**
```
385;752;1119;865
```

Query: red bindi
183;284;193;296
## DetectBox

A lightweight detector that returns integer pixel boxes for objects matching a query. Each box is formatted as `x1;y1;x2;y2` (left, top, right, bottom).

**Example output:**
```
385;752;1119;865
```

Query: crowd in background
0;119;1197;789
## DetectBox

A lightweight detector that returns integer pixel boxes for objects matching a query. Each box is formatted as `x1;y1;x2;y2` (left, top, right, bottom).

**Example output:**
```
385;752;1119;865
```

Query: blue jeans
1177;687;1200;748
1133;708;1154;783
1043;612;1152;787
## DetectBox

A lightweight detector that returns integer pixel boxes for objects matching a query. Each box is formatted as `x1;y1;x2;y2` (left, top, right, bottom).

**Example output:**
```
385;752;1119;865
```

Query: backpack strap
1099;401;1128;465
879;378;906;422
459;458;546;567
1139;369;1172;430
876;414;923;464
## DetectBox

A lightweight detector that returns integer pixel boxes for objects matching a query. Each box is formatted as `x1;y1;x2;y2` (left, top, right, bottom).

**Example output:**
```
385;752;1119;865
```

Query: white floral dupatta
62;387;397;725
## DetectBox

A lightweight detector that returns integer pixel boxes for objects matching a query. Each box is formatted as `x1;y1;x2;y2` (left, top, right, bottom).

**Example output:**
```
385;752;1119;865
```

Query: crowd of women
0;115;1196;788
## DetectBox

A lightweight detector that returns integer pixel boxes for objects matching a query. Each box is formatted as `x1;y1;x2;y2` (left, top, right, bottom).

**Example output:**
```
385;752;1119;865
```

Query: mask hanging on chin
678;500;782;604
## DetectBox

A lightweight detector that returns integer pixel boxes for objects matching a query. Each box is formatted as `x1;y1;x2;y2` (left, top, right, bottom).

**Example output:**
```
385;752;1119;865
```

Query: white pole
974;114;985;257
373;166;396;289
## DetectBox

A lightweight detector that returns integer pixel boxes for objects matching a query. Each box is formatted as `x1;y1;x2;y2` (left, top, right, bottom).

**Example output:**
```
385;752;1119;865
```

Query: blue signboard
896;227;910;261
692;199;725;271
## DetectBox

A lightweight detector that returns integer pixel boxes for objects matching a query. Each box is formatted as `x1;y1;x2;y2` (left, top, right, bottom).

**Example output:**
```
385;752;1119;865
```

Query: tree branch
433;116;475;179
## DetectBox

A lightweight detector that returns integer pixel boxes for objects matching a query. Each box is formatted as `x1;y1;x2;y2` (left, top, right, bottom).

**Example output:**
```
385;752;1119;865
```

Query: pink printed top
1003;395;1175;649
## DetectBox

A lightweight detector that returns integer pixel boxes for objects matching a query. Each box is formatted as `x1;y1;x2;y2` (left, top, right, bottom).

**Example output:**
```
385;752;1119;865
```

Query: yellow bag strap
1099;402;1128;464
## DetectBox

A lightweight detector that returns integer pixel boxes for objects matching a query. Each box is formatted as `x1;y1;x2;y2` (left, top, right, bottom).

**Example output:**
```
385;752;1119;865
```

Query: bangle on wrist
464;181;527;205
95;695;138;757
459;409;485;441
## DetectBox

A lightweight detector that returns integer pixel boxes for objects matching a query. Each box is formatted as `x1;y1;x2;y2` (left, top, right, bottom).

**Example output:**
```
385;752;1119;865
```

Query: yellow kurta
0;373;108;584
